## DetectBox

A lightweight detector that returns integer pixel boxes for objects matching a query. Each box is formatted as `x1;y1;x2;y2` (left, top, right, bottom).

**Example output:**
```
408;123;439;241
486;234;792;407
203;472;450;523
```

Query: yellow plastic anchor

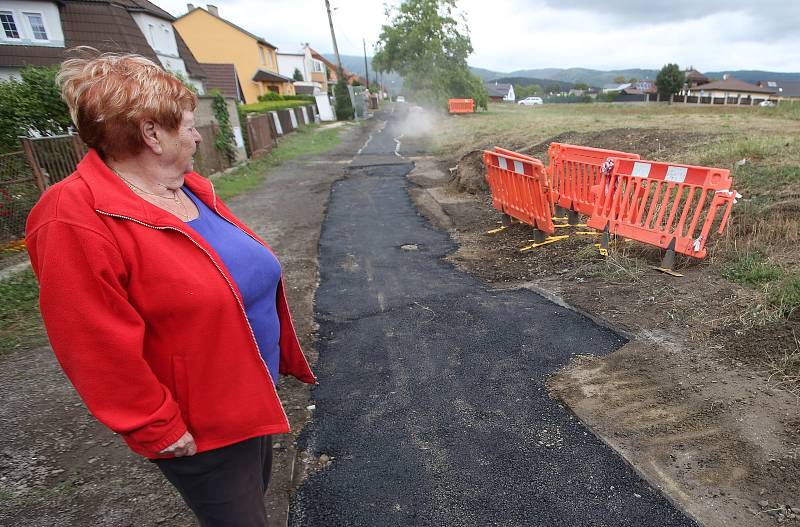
575;231;599;235
651;266;684;277
553;223;587;229
519;235;569;252
552;216;568;221
486;225;508;235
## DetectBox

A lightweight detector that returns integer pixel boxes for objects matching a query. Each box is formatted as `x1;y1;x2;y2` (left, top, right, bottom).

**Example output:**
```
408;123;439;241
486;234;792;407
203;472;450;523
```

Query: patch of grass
721;252;783;286
0;268;46;355
766;333;800;396
768;273;800;318
214;124;346;200
731;164;800;195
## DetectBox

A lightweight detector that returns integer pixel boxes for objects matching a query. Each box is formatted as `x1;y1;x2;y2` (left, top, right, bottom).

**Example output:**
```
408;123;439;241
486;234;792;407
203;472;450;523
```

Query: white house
130;11;202;92
277;44;325;95
0;0;205;91
485;81;515;102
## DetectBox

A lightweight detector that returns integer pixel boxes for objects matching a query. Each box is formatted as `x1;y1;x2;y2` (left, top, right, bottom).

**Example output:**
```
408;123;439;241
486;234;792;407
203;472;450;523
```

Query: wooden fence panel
277;110;295;134
20;134;86;188
246;114;276;159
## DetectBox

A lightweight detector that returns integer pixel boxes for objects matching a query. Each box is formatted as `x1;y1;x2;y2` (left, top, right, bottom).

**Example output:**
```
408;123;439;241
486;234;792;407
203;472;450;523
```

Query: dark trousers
154;435;273;527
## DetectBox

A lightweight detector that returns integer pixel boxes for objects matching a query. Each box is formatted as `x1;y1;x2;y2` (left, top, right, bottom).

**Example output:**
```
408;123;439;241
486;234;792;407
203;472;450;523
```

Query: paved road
289;108;698;527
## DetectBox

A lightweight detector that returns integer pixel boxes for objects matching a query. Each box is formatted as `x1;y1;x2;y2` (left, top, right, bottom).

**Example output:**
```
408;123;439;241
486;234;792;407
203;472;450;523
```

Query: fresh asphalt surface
289;109;698;526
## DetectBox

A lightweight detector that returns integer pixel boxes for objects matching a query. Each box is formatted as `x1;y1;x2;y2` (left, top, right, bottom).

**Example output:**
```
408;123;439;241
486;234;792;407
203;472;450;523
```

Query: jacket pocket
172;355;191;428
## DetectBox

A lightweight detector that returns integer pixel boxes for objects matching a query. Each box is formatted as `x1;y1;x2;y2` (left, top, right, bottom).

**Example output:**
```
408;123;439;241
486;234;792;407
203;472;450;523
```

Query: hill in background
471;66;800;87
322;54;800;94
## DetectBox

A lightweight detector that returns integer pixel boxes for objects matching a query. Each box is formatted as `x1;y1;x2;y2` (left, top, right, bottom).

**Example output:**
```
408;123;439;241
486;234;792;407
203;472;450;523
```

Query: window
259;46;266;65
313;59;324;73
1;12;20;39
24;13;47;40
148;24;156;47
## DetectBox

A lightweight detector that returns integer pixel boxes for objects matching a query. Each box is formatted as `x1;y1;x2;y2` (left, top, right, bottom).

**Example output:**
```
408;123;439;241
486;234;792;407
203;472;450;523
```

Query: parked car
396;95;406;103
759;100;775;107
518;96;544;106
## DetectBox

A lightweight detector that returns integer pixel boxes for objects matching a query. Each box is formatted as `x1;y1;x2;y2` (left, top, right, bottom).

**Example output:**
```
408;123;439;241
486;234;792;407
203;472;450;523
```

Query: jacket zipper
95;209;290;425
208;183;315;377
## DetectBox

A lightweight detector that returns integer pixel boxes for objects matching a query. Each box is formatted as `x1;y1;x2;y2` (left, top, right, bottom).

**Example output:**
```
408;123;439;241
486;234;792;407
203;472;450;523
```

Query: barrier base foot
520;235;570;252
651;265;684;277
598;224;611;256
567;209;581;226
552;216;568;222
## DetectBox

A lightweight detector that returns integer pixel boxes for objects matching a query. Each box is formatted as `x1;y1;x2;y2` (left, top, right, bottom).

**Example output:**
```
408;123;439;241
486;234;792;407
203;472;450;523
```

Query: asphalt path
289;108;698;527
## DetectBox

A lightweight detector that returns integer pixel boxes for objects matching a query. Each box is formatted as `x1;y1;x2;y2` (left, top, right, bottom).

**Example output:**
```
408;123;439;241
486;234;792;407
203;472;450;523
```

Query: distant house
685;77;774;99
631;80;656;93
174;4;294;103
0;0;205;91
684;67;709;88
757;80;800;100
601;83;631;93
485;81;514;102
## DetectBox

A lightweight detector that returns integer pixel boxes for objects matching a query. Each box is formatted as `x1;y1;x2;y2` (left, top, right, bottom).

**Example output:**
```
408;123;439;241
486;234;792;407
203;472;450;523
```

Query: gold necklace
113;168;190;220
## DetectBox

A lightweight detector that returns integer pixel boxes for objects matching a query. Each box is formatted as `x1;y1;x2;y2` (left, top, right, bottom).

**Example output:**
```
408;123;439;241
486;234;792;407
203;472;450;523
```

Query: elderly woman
25;51;316;526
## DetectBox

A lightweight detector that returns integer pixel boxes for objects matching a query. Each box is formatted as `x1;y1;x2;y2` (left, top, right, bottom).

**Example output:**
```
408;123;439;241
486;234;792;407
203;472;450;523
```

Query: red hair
57;48;198;159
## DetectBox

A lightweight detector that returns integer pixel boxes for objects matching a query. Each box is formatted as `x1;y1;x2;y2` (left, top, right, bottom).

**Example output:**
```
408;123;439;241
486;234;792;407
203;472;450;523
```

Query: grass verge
214;123;346;200
0;268;45;355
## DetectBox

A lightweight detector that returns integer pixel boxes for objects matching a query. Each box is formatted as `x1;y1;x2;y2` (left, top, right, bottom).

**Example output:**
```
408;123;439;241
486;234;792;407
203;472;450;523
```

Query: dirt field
407;102;800;526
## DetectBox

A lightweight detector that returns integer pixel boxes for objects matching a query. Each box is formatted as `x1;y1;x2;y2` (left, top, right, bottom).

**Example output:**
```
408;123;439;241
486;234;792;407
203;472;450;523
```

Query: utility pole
325;0;343;76
363;37;369;89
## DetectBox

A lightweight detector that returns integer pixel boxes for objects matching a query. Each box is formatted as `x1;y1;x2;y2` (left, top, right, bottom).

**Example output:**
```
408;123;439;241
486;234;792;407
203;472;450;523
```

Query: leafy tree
655;63;685;101
334;73;354;120
0;65;71;153
373;0;487;110
573;82;589;90
546;84;561;95
292;68;304;82
210;89;237;165
613;75;626;84
627;77;638;84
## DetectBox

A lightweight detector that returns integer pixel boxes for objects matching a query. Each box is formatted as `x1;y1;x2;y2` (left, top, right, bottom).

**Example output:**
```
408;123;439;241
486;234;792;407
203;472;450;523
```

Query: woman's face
162;110;202;175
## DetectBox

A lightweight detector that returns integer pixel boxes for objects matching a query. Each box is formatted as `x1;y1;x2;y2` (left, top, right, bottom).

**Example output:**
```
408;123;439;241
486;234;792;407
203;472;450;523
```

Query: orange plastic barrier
587;158;739;260
483;147;554;236
548;143;639;217
448;98;475;114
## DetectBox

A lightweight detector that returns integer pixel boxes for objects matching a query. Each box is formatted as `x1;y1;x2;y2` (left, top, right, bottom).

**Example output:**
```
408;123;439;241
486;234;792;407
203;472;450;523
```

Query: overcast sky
157;0;800;73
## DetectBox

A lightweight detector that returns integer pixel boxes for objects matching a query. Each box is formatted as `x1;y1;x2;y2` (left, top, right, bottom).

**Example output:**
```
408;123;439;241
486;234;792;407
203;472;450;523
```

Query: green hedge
240;100;310;113
256;93;315;103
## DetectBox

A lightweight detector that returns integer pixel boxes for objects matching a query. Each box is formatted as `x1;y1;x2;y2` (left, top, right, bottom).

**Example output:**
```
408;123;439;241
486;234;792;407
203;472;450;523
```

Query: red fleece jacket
26;150;316;458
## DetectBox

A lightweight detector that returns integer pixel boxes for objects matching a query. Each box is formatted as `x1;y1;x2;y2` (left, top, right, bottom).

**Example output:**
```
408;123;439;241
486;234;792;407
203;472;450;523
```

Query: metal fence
0;151;40;247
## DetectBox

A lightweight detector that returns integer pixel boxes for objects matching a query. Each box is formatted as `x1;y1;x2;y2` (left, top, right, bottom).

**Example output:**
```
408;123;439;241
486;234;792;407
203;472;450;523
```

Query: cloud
154;0;800;72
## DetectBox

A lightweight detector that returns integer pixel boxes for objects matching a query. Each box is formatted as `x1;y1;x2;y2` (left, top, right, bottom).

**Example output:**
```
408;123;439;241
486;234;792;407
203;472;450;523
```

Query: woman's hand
159;431;197;457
